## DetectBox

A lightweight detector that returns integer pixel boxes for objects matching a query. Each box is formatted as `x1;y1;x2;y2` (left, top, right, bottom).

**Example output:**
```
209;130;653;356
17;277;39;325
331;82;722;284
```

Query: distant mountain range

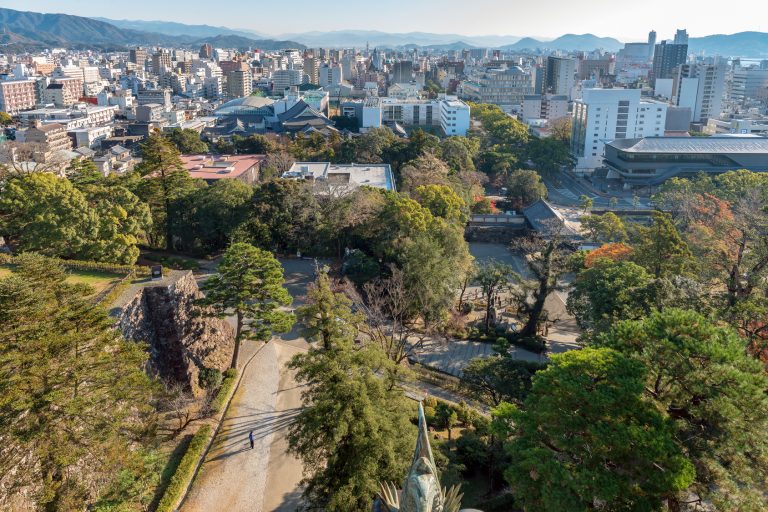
93;17;266;40
0;8;304;50
3;7;768;57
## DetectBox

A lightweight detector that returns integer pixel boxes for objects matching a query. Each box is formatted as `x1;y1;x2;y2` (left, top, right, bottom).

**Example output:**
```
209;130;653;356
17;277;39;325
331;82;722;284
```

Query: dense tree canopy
0;254;158;510
503;348;694;512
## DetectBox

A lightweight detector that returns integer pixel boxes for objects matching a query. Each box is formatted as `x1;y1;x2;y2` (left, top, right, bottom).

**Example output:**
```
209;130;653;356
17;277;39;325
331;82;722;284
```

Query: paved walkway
182;258;315;512
180;341;279;512
408;293;580;377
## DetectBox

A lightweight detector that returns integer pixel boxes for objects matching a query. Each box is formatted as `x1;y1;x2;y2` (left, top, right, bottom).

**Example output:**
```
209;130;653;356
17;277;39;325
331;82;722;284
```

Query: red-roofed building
180;154;266;185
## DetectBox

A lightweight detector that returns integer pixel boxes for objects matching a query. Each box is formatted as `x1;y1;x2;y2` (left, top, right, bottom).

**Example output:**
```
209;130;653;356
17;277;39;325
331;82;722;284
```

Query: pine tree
198;243;294;368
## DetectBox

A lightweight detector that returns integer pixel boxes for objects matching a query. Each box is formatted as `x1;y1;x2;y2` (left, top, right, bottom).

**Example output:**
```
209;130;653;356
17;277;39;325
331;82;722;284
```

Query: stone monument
377;402;469;512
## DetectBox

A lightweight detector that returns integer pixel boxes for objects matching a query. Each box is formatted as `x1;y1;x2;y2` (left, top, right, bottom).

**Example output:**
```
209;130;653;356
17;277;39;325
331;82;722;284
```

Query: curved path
181;259;314;512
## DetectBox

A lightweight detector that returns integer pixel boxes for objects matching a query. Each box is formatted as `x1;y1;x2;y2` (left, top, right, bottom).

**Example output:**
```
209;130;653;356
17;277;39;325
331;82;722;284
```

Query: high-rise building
652;41;688;84
674;29;689;45
545;57;576;97
318;63;342;87
199;43;213;60
672;61;726;123
730;67;768;104
303;57;320;85
271;69;304;95
151;50;172;75
460;66;534;107
129;47;147;67
570;88;668;172
647;30;657;61
391;61;414;84
225;70;252;98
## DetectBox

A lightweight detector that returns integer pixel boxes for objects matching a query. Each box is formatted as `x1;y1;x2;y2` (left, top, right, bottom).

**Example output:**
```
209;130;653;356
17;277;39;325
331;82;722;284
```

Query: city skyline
4;0;766;41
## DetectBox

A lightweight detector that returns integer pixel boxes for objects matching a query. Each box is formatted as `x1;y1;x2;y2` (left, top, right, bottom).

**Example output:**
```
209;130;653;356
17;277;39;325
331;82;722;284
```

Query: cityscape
1;2;768;512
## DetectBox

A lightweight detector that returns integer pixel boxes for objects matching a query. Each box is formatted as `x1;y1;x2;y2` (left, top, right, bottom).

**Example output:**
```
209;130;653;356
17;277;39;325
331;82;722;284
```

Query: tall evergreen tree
198;243;294;368
288;272;414;511
0;254;157;510
136;130;198;250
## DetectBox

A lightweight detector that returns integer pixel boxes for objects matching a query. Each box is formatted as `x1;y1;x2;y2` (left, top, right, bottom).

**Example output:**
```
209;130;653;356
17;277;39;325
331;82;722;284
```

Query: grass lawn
0;265;123;295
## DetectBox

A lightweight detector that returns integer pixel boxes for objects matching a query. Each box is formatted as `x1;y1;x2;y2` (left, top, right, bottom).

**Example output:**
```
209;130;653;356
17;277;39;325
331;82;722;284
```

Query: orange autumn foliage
585;243;634;268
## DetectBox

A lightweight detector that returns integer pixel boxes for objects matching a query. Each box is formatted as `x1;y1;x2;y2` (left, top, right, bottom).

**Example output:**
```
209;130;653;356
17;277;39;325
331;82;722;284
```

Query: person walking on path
249;430;254;450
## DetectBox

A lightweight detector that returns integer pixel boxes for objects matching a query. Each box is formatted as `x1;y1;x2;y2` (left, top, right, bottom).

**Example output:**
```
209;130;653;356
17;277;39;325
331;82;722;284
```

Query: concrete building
522;94;569;122
603;136;768;186
180;154;265;185
199;43;213;60
542;57;576;98
137;88;172;108
129;48;148;67
343;95;470;136
136;104;165;123
439;98;471;136
69;125;114;149
151;50;172;75
652;41;688;84
283;161;396;193
318;63;342;87
271;69;303;94
571;88;668;172
18;121;73;163
672;62;726;124
0;78;37;114
731;67;768;104
225;69;252;99
460;66;534;108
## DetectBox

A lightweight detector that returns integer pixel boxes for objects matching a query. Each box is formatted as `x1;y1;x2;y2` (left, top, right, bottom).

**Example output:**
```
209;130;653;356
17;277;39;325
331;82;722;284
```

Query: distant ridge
0;7;304;50
5;7;768;56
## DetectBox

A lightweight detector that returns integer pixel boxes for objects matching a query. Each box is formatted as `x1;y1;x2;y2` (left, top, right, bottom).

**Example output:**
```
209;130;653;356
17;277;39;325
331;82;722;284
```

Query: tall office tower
652;41;688;84
199;43;213;59
647;30;657;60
391;61;414;83
541;56;576;98
674;29;689;45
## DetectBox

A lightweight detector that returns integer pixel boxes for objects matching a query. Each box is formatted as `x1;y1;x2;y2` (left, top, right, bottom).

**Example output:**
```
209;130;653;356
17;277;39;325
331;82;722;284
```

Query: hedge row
0;252;149;276
209;368;238;414
155;424;212;512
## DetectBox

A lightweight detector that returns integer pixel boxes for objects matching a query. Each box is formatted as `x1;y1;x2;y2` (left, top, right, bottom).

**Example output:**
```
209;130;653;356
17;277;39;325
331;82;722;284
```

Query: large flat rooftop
283;162;395;192
607;136;768;154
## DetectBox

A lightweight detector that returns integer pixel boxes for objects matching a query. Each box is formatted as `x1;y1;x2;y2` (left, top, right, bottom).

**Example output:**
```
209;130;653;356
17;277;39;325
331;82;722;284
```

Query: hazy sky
4;0;765;40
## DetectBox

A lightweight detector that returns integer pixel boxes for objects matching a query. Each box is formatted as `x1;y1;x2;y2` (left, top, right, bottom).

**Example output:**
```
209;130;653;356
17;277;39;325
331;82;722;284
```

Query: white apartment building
318;63;342;87
69;125;114;149
672;62;726;124
439;98;470;136
0;78;38;114
522;94;569;122
345;95;470;136
571;88;668;173
272;69;304;94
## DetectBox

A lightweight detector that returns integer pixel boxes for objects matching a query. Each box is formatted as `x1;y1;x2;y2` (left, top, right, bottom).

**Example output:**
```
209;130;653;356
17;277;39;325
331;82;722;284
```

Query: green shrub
510;335;547;354
198;368;222;390
209;368;238;414
423;405;437;426
155;425;212;512
423;396;438;408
